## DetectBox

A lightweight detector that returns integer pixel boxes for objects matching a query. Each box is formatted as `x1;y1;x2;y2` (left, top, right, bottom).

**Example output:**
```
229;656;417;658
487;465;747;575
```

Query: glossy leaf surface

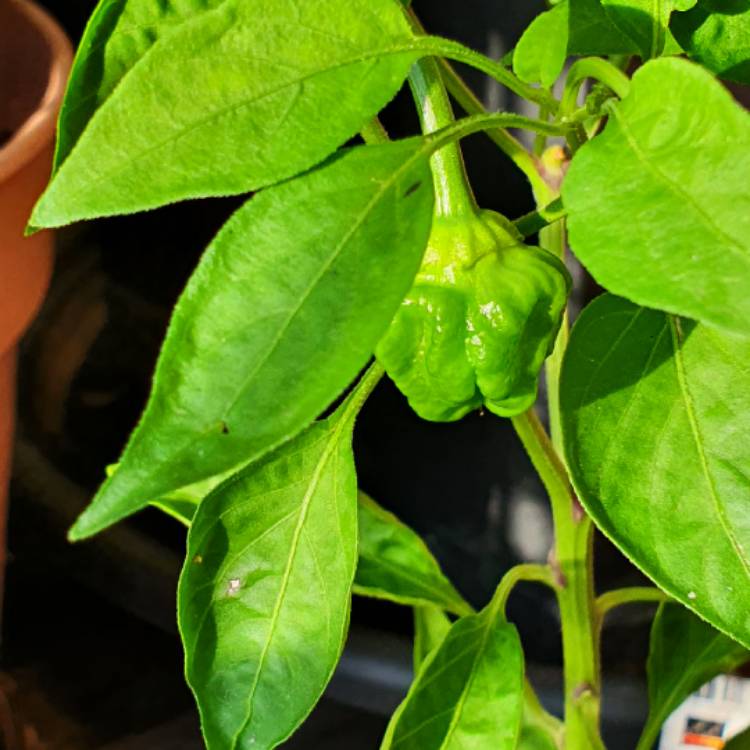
672;0;750;84
641;603;748;747
561;295;750;647
354;492;471;615
70;140;433;540
32;0;422;227
178;416;357;750
382;598;524;749
563;58;750;335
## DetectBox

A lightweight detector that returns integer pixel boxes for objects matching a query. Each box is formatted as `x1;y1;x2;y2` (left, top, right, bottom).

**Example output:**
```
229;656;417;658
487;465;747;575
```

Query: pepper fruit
376;209;571;421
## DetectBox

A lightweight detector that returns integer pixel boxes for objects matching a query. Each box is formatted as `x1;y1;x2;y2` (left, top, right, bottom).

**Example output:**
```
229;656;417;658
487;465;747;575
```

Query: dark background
5;1;657;747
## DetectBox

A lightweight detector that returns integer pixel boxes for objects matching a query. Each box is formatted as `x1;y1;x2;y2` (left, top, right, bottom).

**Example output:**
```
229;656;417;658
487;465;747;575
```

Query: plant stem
560;57;631;118
360;117;390;145
512;410;603;749
493;563;559;615
541;217;569;454
338;362;384;428
405;9;551;203
596;587;670;624
524;678;566;747
514;198;567;238
417;35;559;112
492;562;565;743
429;113;570;152
409;58;477;217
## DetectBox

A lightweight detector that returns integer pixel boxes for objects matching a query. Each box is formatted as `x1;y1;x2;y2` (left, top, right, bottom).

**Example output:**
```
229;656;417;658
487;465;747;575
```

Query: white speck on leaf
227;578;241;595
688;591;697;600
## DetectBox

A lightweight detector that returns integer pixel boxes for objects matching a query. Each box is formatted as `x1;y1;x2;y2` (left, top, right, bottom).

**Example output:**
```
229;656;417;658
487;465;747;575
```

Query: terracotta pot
0;0;72;607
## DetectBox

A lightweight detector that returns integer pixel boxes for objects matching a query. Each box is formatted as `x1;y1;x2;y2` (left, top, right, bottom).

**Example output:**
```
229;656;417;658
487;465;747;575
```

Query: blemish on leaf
688;591;697;600
221;421;230;434
193;554;203;565
227;578;241;596
404;181;422;198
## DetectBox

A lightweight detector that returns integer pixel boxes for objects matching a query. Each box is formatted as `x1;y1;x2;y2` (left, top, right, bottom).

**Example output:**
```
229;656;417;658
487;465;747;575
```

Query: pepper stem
409;58;478;218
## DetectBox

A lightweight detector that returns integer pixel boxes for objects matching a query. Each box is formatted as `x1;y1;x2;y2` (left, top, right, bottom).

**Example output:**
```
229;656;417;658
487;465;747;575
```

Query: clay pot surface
0;0;72;603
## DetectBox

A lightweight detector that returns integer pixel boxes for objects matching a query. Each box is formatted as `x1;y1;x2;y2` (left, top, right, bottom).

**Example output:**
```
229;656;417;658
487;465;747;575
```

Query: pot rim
0;0;72;185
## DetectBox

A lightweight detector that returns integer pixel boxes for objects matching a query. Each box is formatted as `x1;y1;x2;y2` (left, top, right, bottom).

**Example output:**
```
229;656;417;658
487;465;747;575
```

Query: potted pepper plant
26;0;750;748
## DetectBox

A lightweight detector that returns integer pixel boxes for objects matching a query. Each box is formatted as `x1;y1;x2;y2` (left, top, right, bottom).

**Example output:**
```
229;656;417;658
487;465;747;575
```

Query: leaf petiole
415;35;559;113
560;57;631;118
596;586;671;625
514;197;568;238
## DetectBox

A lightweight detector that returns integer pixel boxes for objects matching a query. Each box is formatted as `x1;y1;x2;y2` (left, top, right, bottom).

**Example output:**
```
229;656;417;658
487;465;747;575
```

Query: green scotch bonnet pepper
376;209;571;421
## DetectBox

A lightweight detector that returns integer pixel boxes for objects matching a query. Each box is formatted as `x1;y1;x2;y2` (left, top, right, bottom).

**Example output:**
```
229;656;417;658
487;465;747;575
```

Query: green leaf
52;0;227;172
31;0;423;228
518;725;559;750
727;727;750;750
413;606;452;671
354;492;471;616
601;0;697;58
567;0;641;54
512;0;638;79
672;0;750;84
69;140;433;540
561;294;750;648
639;602;748;749
381;594;524;749
513;3;569;87
178;413;358;750
563;58;750;335
107;460;211;525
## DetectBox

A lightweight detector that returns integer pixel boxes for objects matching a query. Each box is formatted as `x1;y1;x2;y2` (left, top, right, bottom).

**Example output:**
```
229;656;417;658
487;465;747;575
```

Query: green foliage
514;0;640;74
561;294;750;647
566;0;643;52
178;409;359;750
672;0;750;83
513;2;570;87
639;602;748;749
727;727;750;750
354;493;471;615
518;726;560;750
382;594;524;750
31;0;423;228
600;0;697;58
69;140;433;540
377;210;570;421
413;606;452;671
564;57;750;335
40;0;750;747
52;0;227;171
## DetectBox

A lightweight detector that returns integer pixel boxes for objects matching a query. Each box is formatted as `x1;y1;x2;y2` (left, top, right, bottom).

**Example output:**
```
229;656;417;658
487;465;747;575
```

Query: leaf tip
67;517;91;543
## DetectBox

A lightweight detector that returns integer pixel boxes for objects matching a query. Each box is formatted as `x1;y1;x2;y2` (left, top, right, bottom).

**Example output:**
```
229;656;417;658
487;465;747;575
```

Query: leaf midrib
232;419;348;748
439;614;495;749
51;41;424;211
606;101;746;262
87;140;429;530
668;317;750;584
